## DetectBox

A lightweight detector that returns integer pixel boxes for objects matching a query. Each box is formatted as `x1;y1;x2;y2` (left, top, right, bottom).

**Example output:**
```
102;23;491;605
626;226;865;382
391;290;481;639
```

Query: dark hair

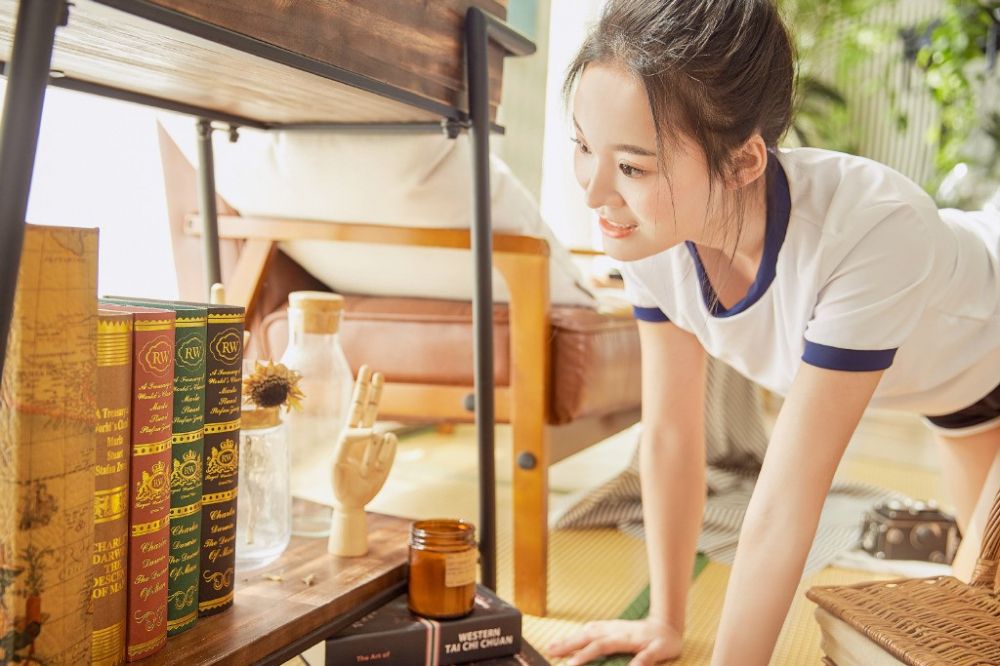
564;0;796;245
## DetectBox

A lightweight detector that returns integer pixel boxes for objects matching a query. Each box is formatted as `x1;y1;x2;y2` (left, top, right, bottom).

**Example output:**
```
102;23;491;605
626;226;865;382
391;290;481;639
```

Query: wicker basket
807;487;1000;666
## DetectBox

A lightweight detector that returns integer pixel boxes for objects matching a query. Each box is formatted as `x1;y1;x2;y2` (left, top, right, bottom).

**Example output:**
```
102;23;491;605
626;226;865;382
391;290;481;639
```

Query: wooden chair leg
511;406;549;616
496;250;550;616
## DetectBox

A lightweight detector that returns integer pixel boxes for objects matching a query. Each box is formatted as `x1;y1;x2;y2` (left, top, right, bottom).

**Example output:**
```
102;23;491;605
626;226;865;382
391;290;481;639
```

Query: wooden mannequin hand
331;426;397;510
327;365;397;557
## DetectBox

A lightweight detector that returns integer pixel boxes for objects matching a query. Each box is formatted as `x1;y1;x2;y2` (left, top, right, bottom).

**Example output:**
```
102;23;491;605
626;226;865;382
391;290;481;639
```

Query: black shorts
925;381;1000;432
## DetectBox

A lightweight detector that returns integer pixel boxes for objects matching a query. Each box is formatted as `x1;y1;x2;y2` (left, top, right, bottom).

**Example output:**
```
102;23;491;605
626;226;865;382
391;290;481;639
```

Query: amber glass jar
408;520;478;619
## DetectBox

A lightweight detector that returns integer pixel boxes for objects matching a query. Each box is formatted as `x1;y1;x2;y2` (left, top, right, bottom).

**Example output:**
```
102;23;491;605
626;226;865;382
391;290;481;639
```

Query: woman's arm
551;319;707;666
710;362;884;666
636;320;707;639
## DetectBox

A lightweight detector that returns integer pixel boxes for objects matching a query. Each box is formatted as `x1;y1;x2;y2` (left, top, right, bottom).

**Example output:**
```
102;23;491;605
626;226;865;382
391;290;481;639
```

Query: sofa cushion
256;295;641;425
158;118;596;306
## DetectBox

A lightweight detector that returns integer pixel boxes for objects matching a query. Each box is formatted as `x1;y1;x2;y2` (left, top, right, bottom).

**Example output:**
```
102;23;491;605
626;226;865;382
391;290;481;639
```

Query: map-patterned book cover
0;225;99;665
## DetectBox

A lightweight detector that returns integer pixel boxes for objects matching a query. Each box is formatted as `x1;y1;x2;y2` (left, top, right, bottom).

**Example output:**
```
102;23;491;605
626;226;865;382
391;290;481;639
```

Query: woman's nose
583;161;620;210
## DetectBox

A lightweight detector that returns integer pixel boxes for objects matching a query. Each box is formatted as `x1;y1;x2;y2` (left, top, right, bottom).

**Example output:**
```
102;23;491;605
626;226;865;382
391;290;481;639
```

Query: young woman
546;1;1000;664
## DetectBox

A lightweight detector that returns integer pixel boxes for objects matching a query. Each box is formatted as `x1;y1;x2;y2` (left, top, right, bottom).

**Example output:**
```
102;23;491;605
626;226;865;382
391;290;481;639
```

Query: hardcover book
0;225;99;665
105;298;244;616
100;304;175;661
467;640;549;665
326;585;522;666
193;303;244;616
92;309;134;666
102;299;207;636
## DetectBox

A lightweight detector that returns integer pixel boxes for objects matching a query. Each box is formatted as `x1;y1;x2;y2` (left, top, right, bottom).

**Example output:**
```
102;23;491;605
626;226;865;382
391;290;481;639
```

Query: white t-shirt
621;147;1000;416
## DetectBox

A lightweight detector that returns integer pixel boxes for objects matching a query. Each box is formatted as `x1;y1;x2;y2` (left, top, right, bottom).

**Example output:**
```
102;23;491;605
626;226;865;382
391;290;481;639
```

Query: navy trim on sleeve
802;341;897;371
633;306;670;322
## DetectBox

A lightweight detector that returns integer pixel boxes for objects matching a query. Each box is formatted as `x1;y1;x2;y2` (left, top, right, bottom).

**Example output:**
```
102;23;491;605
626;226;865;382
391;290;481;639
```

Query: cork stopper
241;406;281;430
288;291;344;334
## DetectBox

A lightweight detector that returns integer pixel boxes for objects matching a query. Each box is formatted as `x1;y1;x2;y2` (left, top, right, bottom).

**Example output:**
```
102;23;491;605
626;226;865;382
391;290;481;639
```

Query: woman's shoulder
776;147;938;236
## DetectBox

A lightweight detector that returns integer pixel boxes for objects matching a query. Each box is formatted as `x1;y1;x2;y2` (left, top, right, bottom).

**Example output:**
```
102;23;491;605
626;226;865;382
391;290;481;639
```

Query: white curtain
539;0;607;249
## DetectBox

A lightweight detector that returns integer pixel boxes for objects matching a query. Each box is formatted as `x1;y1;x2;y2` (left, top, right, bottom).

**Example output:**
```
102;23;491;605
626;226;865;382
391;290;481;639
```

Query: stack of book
326;585;548;665
1;225;247;665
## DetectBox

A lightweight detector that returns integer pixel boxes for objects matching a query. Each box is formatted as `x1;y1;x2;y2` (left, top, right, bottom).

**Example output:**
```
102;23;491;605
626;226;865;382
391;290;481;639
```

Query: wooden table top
141;503;411;666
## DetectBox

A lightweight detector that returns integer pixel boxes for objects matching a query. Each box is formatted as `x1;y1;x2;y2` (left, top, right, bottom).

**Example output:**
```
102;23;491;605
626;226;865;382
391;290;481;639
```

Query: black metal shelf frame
0;0;533;609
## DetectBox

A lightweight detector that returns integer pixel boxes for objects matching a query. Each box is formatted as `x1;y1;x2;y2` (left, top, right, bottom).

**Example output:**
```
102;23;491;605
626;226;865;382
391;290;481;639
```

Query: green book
102;298;207;636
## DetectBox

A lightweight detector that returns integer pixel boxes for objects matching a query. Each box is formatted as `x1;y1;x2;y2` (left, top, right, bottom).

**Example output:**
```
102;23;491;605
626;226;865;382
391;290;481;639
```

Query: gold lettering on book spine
204;418;240;434
133;438;170;457
207;313;244;324
202;488;238;505
134;460;169;510
131;516;169;537
97;322;131;367
204;439;238;482
91;620;125;665
172;428;203;444
169;501;201;519
94;484;128;524
126;632;166;658
198;590;235;612
166;608;198;631
171;449;202;492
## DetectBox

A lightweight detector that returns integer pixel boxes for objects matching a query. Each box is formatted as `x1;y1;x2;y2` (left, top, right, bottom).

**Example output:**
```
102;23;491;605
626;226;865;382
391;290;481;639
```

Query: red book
102;304;175;662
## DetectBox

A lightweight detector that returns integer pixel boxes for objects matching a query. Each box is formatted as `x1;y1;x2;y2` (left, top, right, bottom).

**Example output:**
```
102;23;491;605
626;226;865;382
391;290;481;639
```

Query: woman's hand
547;618;683;665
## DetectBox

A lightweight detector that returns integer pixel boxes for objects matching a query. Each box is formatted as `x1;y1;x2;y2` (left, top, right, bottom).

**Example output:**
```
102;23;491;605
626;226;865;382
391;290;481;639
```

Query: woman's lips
599;216;638;239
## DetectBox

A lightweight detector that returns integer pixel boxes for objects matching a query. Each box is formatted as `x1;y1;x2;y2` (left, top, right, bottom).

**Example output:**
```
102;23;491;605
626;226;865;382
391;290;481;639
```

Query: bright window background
2;82;179;300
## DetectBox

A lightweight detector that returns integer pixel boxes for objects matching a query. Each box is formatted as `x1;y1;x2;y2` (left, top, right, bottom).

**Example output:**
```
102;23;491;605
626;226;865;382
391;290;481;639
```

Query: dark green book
106;297;246;617
102;298;208;636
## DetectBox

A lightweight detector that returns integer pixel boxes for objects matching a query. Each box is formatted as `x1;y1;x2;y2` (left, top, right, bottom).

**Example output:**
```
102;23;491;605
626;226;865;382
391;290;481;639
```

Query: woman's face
572;63;713;261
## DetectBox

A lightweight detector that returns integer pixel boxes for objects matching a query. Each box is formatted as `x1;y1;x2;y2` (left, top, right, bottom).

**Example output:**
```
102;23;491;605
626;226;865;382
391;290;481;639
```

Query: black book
465;640;549;665
326;585;522;666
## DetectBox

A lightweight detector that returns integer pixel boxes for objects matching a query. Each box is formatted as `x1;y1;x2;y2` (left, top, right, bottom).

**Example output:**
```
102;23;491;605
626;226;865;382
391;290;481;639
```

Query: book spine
166;311;207;636
198;308;244;616
125;313;175;661
92;311;133;666
0;225;99;665
325;626;427;666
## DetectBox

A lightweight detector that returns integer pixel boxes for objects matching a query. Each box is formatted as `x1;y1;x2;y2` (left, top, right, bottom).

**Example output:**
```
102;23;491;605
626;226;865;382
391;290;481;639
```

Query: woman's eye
571;137;591;155
619;163;646;178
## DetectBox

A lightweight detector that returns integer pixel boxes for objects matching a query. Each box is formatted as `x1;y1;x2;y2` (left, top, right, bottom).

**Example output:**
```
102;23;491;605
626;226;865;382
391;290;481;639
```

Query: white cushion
159;117;596;306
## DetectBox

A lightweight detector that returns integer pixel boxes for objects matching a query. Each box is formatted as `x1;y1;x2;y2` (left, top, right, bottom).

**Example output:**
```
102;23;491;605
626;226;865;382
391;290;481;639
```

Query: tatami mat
290;410;944;665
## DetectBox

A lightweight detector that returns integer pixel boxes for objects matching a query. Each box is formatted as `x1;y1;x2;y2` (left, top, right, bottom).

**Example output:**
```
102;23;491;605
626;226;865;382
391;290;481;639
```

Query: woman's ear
727;135;768;189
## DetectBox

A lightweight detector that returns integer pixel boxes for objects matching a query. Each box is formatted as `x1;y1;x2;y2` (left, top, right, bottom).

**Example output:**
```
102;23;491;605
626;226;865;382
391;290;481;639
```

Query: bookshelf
0;0;534;658
145;500;410;666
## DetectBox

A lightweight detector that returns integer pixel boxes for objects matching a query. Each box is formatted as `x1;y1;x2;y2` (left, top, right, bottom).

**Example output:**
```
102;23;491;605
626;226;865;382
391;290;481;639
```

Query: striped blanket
554;359;900;576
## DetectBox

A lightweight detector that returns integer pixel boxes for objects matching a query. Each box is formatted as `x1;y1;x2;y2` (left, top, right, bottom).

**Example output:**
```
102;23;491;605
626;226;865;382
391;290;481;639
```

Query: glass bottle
236;405;292;570
279;291;354;537
408;519;478;619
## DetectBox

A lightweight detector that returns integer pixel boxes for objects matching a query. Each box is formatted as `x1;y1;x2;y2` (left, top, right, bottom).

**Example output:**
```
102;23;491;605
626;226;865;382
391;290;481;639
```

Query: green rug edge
592;552;709;665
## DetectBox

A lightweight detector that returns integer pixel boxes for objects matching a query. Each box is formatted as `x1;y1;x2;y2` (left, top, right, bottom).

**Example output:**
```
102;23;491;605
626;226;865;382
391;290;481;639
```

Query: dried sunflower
242;361;304;411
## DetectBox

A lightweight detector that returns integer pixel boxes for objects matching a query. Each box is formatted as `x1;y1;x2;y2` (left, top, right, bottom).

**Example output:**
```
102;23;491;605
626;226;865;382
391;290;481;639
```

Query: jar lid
410;519;477;548
241;405;281;429
288;291;344;312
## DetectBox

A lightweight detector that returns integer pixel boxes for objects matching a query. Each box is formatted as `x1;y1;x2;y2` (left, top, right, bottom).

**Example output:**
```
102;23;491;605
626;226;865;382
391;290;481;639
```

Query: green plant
779;0;895;151
914;2;999;179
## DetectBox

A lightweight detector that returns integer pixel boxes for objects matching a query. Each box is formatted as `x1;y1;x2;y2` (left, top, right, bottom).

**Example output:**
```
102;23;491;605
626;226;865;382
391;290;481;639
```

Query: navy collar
684;155;791;317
